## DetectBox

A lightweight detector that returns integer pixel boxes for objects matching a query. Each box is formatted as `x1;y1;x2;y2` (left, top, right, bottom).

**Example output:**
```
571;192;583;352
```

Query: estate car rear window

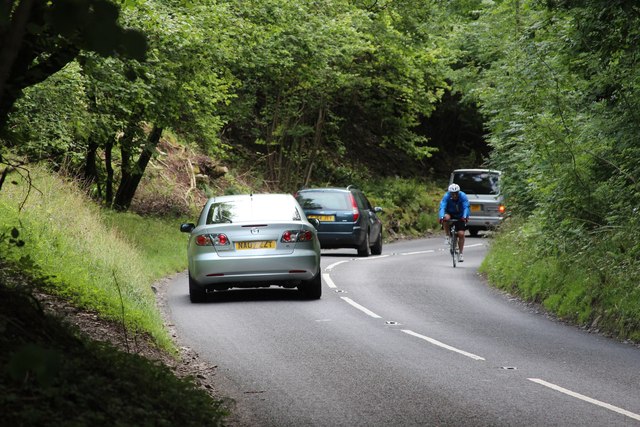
453;171;500;195
206;200;302;223
296;192;350;210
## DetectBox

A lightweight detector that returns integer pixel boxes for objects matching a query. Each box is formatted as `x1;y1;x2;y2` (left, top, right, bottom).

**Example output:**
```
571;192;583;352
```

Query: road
166;237;640;426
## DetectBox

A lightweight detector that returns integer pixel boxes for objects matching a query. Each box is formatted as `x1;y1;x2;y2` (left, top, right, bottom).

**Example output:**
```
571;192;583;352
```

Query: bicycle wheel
450;227;457;268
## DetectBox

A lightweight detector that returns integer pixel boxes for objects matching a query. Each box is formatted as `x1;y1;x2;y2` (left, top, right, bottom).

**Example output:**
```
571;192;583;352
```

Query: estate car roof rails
346;185;359;191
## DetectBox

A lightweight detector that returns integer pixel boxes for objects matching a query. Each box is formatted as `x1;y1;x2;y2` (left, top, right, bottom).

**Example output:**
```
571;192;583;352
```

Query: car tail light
195;233;229;246
195;235;212;246
498;205;506;214
281;230;314;242
349;194;359;222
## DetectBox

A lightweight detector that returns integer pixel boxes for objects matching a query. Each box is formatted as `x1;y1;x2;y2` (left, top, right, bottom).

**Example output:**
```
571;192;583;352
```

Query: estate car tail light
498;205;506;214
349;194;360;222
281;230;314;242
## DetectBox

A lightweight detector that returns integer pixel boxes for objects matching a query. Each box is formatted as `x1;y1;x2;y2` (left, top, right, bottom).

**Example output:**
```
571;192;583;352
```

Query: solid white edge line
340;297;382;318
355;255;390;261
464;243;483;248
528;378;640;421
322;273;337;289
401;329;485;361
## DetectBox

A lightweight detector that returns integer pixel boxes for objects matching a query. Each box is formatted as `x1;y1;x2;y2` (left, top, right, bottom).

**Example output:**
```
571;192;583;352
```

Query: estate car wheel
298;271;322;299
188;273;206;303
469;229;479;237
357;232;371;257
371;230;383;255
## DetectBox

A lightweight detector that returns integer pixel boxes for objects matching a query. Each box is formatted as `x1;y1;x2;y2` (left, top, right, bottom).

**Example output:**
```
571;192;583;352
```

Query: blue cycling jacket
438;191;470;219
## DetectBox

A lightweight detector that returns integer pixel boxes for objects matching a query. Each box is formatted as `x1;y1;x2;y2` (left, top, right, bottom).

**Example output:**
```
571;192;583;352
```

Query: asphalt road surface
166;236;640;426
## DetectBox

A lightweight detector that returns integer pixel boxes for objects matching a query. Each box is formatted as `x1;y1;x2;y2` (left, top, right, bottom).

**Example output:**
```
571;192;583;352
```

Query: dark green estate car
295;186;383;257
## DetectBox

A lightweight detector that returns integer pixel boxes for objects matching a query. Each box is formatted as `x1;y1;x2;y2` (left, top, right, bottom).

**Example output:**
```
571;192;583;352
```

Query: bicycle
445;219;460;268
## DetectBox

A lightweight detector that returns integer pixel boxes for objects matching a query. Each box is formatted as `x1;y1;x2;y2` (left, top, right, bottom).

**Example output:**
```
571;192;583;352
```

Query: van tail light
195;233;229;246
281;230;314;243
349;194;360;221
498;205;506;214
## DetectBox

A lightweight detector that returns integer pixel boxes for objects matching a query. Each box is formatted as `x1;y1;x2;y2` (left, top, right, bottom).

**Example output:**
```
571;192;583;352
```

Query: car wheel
371;229;383;255
298;271;322;299
357;231;371;257
469;229;479;237
188;273;206;303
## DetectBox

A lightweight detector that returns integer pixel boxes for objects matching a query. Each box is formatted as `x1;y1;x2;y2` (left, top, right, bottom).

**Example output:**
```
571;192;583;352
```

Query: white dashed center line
340;297;382;319
402;329;485;361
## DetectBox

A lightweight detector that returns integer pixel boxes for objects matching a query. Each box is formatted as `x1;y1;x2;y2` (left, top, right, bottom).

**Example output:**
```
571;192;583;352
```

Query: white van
449;169;505;236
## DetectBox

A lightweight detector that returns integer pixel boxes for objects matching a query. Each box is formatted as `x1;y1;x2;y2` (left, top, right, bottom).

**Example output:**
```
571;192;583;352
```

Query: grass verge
0;165;187;351
480;217;640;342
1;165;227;424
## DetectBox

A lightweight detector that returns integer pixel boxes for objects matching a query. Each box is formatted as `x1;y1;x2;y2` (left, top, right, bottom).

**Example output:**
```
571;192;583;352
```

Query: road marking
401;329;485;361
464;243;483;249
326;260;349;271
528;378;640;421
340;297;382;318
401;250;435;255
355;255;390;261
322;273;337;289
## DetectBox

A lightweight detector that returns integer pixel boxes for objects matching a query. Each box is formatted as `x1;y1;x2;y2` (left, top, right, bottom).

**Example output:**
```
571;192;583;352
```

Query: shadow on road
191;287;315;304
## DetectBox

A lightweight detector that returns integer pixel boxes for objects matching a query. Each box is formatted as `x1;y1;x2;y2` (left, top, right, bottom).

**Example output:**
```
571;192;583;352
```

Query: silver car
180;194;322;302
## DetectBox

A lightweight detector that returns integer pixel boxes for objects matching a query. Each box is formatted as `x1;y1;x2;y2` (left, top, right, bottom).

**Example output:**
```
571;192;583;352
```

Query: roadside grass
480;218;640;342
101;210;188;279
0;165;227;424
0;165;186;352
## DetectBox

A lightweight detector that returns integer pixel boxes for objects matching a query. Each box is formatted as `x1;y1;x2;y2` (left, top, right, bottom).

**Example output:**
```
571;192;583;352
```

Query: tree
220;0;447;189
0;0;147;133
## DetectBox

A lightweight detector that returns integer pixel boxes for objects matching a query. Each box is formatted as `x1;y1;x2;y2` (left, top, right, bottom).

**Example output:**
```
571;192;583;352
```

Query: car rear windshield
453;171;500;195
296;192;350;210
206;199;302;223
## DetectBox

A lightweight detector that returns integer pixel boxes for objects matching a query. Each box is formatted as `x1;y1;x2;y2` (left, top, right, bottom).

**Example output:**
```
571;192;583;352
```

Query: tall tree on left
0;0;147;132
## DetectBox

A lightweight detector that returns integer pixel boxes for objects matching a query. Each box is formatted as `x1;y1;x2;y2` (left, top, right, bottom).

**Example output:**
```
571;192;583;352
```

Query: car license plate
307;215;335;222
235;240;276;250
471;204;481;212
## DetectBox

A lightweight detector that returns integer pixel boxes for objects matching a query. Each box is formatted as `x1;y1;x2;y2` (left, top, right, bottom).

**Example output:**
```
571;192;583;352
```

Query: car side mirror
374;206;383;213
180;223;196;233
308;218;320;229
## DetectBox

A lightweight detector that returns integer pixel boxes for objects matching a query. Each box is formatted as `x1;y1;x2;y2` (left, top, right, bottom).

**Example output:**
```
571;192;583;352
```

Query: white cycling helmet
448;183;460;193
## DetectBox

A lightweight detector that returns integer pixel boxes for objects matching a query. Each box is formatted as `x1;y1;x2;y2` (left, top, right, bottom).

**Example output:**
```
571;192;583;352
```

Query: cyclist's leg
456;219;466;261
443;213;452;242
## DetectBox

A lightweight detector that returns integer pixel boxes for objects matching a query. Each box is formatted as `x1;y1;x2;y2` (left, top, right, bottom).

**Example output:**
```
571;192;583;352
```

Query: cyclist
438;183;470;262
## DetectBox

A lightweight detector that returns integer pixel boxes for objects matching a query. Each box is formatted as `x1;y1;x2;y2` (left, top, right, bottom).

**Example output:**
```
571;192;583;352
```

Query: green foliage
0;0;147;130
363;177;442;239
219;0;447;190
6;63;90;166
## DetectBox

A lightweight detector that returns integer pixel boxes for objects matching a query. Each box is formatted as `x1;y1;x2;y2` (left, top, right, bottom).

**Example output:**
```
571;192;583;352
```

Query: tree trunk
303;107;325;188
105;140;114;206
112;125;163;211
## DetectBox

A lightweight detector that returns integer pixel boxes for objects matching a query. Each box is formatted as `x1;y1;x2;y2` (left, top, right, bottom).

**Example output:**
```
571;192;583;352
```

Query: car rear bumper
467;215;503;230
316;229;365;249
190;249;320;286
